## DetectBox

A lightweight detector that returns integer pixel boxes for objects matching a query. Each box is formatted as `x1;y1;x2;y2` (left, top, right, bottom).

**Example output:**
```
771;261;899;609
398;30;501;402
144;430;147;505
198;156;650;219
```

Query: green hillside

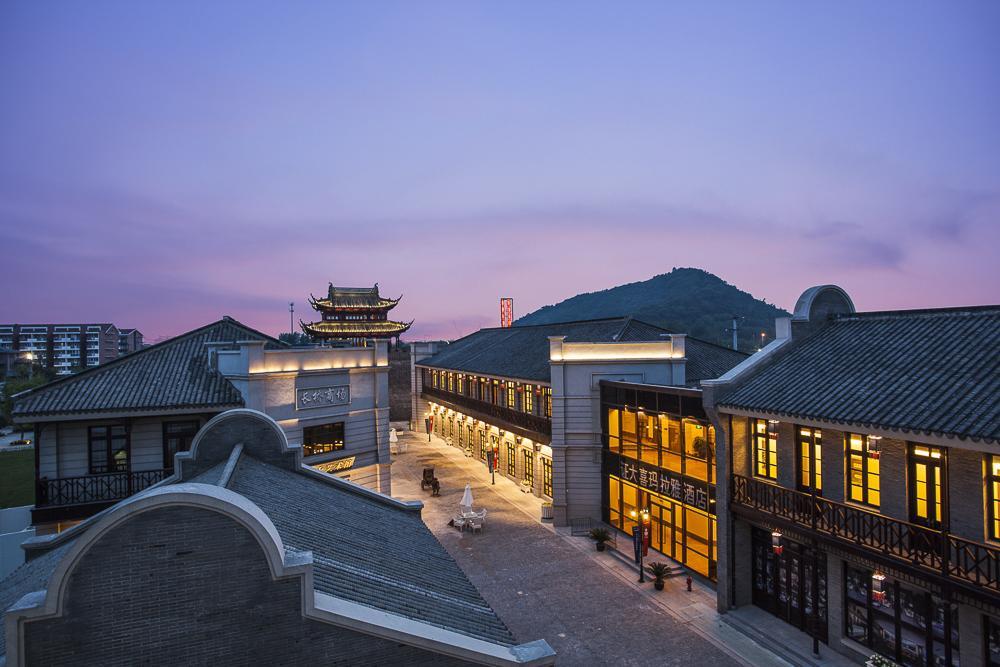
516;268;788;352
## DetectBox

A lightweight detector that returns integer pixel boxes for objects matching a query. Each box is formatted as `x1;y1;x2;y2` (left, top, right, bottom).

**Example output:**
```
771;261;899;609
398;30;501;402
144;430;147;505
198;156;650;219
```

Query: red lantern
771;531;783;556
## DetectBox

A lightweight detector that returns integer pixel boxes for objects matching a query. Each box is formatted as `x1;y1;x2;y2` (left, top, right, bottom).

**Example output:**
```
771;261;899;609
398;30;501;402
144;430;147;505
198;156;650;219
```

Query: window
89;425;129;474
847;434;880;507
523;449;534;486
523;385;534;413
457;374;464;394
303;422;345;457
753;419;778;480
989;456;1000;541
470;377;478;400
479;431;487;460
163;420;200;470
507;442;516;476
447;372;454;392
492;380;500;405
545;387;552;418
507;383;516;409
845;565;959;666
607;408;621;454
683;419;711;482
542;457;553;497
640;411;658;466
797;427;822;494
432;370;438;388
909;444;946;529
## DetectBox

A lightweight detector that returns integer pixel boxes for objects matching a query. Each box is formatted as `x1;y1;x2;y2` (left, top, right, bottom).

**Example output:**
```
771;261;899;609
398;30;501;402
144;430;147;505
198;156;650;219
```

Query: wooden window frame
796;426;822;495
752;418;778;481
162;420;200;470
908;443;947;529
988;455;1000;542
88;424;130;475
846;433;880;508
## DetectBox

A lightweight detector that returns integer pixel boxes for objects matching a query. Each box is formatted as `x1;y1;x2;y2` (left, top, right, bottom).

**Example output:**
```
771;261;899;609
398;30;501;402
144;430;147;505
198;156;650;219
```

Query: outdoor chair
431;479;441;496
469;517;484;534
420;468;435;490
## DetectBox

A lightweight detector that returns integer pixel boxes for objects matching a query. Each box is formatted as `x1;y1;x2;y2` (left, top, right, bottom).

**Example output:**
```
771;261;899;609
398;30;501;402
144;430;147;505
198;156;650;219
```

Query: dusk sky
2;1;998;342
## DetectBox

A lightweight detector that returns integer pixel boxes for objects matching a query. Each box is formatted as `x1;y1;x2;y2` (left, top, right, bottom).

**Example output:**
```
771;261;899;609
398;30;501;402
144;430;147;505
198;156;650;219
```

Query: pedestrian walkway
391;429;853;666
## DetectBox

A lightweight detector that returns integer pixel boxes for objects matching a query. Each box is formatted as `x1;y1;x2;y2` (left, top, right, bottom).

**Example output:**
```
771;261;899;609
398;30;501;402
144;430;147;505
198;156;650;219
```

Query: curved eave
301;320;413;338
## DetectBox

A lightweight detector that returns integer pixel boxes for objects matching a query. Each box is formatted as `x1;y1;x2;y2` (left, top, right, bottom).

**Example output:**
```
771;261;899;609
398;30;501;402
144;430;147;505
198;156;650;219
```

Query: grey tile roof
419;317;747;384
227;456;516;646
717;306;1000;443
0;540;76;658
12;317;283;418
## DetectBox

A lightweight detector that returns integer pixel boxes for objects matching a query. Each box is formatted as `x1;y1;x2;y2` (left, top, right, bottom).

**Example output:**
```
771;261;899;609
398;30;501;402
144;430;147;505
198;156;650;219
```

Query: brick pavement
391;430;779;667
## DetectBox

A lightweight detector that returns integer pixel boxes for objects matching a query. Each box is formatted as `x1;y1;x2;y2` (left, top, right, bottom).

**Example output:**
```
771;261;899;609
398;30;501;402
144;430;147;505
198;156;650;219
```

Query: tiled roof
228;457;516;646
419;317;747;384
310;283;401;310
717;306;1000;443
12;317;282;419
301;319;413;337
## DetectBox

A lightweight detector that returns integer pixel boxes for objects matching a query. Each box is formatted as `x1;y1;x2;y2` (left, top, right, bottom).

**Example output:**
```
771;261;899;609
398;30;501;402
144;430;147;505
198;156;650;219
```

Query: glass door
909;445;946;529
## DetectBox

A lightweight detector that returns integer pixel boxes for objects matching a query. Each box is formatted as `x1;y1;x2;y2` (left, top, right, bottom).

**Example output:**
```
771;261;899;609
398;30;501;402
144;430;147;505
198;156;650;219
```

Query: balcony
422;384;552;440
34;470;170;520
732;474;1000;601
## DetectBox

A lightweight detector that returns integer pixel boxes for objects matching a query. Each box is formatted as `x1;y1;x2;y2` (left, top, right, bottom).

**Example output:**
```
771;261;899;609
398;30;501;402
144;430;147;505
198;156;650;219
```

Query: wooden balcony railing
732;474;1000;597
36;469;169;508
422;385;552;437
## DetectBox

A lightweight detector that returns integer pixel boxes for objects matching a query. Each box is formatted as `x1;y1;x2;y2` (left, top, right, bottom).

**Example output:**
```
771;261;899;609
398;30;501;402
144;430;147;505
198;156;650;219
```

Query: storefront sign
611;453;714;512
296;385;350;410
312;456;356;473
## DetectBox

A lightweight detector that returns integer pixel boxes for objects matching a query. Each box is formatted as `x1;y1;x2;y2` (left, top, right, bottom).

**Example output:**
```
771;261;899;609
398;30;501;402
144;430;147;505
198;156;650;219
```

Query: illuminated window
523;449;534;486
988;456;1000;541
457;374;463;394
544;387;552;418
303;422;345;457
542;457;552;497
607;408;621;453
909;444;945;528
447;372;454;392
88;425;129;474
523;385;534;413
507;442;516;476
432;370;438;388
797;427;822;494
752;419;778;480
507;383;516;408
847;434;880;507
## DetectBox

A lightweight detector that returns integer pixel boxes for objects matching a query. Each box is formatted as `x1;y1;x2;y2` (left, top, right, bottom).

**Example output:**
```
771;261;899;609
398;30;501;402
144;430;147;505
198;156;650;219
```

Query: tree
1;364;56;428
278;331;313;346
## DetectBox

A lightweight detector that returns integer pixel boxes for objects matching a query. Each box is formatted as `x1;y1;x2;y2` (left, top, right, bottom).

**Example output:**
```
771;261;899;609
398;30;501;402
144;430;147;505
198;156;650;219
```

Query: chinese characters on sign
616;455;713;511
500;298;513;328
296;385;350;410
312;456;356;473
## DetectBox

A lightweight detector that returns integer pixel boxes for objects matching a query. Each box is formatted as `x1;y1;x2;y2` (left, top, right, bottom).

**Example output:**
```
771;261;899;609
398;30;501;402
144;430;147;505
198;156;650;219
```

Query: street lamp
630;508;651;583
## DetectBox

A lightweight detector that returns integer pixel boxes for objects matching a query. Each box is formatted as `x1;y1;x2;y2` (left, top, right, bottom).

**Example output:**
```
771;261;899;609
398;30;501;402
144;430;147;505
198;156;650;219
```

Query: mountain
515;268;789;352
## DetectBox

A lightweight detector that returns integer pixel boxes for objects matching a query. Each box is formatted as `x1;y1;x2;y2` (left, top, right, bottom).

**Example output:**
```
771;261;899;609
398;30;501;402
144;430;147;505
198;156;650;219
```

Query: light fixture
867;435;882;459
771;530;783;555
872;572;886;602
767;420;779;437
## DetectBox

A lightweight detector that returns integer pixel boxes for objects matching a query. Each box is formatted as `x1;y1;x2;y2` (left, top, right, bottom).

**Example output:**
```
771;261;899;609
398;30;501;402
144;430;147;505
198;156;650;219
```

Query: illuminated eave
302;319;413;338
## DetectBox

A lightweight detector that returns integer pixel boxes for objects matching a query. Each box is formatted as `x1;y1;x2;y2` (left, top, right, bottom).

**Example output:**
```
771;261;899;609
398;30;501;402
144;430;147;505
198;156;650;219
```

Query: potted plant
589;527;611;552
647;562;671;591
866;654;901;667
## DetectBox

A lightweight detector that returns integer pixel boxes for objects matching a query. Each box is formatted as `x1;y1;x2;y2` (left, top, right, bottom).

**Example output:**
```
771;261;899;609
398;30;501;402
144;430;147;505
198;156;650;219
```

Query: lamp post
630;507;650;583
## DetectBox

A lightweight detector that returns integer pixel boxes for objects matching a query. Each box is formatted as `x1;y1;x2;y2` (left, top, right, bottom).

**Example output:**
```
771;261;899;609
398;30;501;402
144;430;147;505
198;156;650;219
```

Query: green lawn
0;449;34;509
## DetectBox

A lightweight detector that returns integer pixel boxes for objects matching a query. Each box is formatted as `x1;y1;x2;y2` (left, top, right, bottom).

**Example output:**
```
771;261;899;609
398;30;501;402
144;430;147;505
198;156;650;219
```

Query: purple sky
2;2;998;342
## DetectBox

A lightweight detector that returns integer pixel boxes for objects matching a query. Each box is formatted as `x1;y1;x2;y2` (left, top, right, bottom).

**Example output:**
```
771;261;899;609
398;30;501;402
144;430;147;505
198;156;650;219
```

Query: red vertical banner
500;298;513;328
641;516;651;556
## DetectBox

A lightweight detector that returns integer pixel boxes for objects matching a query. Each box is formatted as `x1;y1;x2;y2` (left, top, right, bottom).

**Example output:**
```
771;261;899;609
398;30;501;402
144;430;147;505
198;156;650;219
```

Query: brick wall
24;506;476;666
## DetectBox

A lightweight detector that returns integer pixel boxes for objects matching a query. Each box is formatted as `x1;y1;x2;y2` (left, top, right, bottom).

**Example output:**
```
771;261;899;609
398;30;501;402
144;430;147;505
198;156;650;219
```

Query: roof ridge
843;305;1000;320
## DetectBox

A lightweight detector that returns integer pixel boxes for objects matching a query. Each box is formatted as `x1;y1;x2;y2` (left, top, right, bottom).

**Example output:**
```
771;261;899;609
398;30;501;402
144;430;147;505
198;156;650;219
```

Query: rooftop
717;305;1000;443
12;317;282;420
419;317;747;384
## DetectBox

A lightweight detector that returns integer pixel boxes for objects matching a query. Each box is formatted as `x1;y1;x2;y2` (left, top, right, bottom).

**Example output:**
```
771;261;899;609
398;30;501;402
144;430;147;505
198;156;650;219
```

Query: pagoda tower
301;283;412;345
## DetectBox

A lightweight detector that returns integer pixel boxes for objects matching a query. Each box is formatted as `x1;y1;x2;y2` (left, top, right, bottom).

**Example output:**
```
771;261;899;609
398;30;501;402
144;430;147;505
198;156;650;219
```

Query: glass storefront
601;383;718;580
845;564;959;666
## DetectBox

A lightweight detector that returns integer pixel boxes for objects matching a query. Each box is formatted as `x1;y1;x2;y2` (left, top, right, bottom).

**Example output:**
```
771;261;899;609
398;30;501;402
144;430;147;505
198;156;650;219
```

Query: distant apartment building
117;328;143;355
0;323;141;375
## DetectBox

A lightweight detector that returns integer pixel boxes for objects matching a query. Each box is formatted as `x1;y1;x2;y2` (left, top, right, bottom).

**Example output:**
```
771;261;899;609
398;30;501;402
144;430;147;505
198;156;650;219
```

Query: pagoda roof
301;319;413;339
309;282;401;311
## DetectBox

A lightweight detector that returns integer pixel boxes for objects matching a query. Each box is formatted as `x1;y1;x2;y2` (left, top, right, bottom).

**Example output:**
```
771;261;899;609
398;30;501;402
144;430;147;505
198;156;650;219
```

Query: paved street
391;429;776;667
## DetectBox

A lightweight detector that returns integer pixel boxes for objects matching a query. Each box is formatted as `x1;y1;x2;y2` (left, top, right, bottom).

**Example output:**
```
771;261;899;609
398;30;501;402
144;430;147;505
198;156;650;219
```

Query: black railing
422;385;552;437
36;469;169;508
732;474;1000;596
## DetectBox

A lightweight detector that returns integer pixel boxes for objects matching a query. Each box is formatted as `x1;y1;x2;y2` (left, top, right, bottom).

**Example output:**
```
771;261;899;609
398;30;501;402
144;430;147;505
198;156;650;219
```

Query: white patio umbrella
460;483;474;509
389;428;398;445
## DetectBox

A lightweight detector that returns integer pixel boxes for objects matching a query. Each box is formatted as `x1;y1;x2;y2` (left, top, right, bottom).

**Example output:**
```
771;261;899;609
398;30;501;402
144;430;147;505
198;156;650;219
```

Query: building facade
0;410;554;667
703;285;1000;667
117;328;143;355
13;317;391;533
0;323;140;375
412;318;746;528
